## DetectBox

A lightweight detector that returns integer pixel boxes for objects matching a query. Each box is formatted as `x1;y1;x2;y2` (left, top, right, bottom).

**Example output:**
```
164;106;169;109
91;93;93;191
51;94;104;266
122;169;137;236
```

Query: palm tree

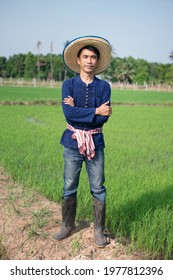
110;44;116;58
50;42;53;79
169;50;173;63
37;41;42;79
116;59;135;83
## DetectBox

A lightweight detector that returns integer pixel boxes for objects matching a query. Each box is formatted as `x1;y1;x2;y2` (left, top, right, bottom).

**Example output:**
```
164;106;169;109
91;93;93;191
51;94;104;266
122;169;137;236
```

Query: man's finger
104;101;110;105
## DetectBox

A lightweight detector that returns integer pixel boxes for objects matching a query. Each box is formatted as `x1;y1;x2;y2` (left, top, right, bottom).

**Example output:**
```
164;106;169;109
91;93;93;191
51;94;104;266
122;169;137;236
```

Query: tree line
0;51;173;85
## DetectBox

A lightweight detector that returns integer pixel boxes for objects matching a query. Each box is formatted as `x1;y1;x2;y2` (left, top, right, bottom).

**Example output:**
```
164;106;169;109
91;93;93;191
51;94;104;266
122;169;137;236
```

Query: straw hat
63;36;111;74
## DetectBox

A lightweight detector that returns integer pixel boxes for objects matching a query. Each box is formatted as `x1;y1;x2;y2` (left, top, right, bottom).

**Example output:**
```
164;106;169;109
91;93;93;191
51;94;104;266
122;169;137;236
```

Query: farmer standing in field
53;36;112;247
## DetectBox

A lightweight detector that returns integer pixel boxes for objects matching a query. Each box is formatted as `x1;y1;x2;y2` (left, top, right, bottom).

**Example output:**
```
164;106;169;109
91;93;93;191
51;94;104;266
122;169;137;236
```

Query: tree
53;54;64;81
14;54;26;77
37;41;42;79
49;42;53;79
24;52;37;79
0;56;7;77
103;57;119;82
6;56;15;77
37;55;46;79
134;59;149;84
116;58;135;83
6;54;25;78
164;65;173;85
149;62;171;84
169;50;173;63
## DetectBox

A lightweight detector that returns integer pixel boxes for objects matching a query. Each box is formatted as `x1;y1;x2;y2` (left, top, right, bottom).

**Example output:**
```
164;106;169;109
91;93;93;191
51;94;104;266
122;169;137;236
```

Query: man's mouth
85;65;93;69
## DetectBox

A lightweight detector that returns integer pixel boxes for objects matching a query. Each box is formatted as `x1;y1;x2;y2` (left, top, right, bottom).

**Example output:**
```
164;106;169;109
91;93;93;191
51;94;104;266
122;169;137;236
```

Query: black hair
77;45;100;59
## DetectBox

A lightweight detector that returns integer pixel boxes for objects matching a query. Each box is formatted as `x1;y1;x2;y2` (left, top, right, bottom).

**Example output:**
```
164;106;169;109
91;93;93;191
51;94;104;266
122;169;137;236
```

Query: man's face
77;49;98;74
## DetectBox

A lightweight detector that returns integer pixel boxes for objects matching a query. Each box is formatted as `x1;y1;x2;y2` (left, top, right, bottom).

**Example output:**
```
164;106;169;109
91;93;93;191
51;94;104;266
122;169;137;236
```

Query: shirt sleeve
93;81;111;125
62;80;96;123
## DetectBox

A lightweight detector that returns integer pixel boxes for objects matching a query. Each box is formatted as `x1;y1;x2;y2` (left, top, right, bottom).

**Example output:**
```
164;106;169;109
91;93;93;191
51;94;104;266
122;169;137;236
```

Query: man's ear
77;57;80;65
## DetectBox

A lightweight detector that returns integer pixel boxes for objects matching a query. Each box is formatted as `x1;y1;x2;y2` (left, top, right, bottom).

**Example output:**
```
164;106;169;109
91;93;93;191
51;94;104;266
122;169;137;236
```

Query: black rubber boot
53;196;76;240
93;197;108;247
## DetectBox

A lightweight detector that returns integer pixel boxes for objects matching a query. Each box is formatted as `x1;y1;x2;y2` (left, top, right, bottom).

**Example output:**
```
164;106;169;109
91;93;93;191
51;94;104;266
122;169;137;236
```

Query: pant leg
85;149;106;202
63;147;83;199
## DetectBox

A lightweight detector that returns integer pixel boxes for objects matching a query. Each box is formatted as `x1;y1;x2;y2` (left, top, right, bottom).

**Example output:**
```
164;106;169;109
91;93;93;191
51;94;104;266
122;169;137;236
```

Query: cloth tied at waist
67;124;102;160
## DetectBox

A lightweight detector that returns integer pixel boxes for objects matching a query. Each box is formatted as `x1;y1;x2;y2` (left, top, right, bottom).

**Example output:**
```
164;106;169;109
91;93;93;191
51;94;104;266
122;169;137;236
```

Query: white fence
0;77;62;88
110;82;172;92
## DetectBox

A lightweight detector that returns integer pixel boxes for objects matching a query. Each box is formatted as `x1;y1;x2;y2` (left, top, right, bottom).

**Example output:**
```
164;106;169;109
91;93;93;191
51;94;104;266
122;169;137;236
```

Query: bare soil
0;168;146;260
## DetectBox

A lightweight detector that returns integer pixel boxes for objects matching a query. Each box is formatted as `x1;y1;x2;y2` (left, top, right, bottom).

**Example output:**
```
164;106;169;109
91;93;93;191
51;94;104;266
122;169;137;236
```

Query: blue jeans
63;147;106;202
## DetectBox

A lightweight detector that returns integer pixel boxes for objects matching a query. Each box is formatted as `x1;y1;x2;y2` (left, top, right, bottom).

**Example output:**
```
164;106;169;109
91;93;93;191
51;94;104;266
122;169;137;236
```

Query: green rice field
0;86;173;259
0;86;173;105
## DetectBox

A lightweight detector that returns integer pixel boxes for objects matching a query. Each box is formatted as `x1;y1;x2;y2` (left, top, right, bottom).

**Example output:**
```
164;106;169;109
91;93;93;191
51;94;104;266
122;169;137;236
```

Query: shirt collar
76;75;98;87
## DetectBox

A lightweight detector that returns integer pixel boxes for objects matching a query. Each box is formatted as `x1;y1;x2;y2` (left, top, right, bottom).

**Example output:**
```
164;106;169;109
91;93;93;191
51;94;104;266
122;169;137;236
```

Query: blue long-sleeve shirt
60;75;111;150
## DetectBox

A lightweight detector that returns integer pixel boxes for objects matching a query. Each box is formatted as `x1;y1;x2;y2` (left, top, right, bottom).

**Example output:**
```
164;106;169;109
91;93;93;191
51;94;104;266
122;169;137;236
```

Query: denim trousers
62;147;106;202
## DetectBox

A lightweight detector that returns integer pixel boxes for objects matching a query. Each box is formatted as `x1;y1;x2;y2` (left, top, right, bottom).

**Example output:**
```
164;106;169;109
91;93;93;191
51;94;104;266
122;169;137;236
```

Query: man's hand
63;96;74;106
95;101;112;116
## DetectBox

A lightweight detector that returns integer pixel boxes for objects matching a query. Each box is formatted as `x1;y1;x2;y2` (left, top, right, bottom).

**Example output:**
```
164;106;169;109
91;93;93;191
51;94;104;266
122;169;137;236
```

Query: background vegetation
0;50;173;85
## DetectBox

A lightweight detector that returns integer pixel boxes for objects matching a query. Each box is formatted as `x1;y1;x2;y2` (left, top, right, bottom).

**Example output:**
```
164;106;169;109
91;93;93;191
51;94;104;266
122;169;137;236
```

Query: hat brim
63;36;111;75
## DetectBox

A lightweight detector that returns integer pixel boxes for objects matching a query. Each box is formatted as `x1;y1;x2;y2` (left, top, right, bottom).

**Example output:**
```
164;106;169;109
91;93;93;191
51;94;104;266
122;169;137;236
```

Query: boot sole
52;228;76;241
94;237;110;248
94;243;107;248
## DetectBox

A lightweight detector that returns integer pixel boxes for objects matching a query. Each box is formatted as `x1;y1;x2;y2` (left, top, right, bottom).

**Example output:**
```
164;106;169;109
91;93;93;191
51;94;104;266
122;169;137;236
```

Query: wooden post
32;78;36;87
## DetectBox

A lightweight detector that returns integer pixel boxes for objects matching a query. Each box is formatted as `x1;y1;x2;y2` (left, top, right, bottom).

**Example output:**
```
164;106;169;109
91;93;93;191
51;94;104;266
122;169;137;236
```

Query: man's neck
80;71;94;85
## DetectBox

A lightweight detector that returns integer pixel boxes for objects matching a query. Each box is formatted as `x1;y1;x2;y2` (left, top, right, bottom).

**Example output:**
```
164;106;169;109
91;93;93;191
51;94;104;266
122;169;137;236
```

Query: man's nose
87;57;92;63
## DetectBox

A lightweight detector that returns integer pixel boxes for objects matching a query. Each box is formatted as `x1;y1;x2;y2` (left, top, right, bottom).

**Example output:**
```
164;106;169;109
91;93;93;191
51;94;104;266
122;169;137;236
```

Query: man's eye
82;55;97;60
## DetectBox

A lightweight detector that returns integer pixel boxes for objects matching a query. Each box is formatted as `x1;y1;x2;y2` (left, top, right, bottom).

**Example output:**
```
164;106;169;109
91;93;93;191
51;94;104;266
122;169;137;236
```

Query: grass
111;89;173;105
0;238;8;260
71;236;82;256
0;86;61;102
0;86;173;259
0;105;64;201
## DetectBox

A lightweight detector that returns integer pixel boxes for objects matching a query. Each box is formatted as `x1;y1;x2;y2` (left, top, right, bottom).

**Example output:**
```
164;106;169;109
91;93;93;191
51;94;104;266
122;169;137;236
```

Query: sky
0;0;173;64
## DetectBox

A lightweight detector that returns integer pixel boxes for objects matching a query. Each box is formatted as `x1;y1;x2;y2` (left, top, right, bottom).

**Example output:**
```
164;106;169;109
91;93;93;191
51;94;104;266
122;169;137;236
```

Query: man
53;36;112;247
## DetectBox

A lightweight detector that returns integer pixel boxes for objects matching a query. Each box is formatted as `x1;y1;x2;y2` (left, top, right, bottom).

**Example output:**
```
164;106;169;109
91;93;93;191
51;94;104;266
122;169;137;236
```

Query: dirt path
0;168;145;260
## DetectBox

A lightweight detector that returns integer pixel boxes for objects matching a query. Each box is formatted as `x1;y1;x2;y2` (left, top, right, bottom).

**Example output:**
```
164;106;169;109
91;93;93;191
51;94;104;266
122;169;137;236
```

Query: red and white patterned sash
67;124;102;160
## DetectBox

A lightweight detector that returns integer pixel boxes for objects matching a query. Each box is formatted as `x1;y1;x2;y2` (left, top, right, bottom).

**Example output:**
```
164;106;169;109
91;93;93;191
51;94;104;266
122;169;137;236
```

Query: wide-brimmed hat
62;35;111;74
